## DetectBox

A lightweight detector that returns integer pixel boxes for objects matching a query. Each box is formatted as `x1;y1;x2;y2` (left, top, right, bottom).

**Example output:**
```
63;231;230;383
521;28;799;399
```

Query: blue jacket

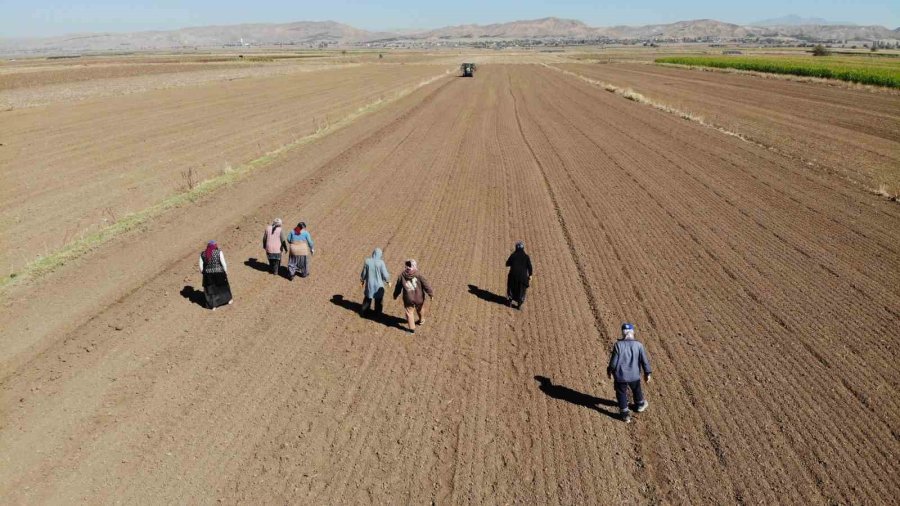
361;248;390;299
287;230;314;249
607;339;652;383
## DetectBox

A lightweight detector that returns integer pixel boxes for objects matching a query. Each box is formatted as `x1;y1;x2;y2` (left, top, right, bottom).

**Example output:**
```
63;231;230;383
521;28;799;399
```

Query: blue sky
1;0;897;38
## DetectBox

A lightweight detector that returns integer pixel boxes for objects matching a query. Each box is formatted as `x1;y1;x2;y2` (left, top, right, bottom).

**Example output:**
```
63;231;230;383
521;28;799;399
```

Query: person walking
506;240;533;310
392;259;433;334
262;218;287;275
286;221;315;280
360;248;391;315
198;240;233;310
607;323;652;423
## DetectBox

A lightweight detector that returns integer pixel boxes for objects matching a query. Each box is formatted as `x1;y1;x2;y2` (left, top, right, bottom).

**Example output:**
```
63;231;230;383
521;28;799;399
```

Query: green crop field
655;55;900;88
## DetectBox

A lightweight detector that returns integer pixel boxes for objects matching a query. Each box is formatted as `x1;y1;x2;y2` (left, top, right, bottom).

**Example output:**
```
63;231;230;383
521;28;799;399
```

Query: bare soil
0;64;897;504
0;63;445;274
557;62;900;195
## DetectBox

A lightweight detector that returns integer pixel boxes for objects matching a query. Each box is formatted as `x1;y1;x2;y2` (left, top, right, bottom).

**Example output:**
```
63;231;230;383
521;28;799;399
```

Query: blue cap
622;323;635;331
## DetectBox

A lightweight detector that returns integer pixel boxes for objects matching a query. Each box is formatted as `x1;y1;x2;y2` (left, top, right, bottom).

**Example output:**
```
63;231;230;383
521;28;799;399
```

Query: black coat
506;249;533;298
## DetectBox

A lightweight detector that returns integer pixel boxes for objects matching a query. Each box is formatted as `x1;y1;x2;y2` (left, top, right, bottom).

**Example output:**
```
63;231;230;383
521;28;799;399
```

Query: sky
0;0;897;38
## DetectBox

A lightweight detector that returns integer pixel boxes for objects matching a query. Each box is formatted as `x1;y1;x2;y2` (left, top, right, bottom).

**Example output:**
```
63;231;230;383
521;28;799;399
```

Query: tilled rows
0;63;444;274
557;63;900;195
0;64;897;504
511;64;899;503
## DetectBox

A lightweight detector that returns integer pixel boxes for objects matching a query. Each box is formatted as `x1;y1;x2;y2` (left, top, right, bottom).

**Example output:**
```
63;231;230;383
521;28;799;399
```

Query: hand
645;374;652;384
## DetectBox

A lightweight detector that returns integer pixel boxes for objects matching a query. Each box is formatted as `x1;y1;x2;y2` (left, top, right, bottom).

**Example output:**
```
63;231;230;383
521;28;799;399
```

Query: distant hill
601;19;753;39
752;15;852;27
2;17;898;54
417;17;600;39
0;21;391;53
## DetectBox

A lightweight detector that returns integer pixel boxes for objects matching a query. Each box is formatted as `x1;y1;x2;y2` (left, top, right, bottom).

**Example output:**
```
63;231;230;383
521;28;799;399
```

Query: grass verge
1;70;450;293
655;56;900;88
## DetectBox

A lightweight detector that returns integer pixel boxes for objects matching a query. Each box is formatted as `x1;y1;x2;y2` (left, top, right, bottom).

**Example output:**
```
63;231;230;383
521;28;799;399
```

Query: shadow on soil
534;375;619;420
330;294;408;331
180;285;206;308
244;257;289;279
467;284;508;307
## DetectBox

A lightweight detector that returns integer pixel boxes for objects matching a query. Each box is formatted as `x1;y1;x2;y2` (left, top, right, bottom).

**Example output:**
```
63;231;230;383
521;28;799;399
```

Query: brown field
0;61;447;274
555;62;900;196
0;58;898;504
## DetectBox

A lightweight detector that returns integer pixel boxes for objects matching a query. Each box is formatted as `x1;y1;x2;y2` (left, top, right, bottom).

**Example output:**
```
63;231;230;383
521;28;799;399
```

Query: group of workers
196;218;652;423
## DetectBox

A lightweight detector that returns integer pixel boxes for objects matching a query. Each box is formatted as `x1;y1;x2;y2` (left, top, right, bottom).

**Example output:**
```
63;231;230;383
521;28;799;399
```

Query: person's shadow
245;257;289;279
180;285;206;308
467;284;508;306
534;375;619;419
330;295;408;331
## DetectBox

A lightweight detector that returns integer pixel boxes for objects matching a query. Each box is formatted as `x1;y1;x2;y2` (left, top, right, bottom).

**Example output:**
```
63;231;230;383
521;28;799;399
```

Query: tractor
461;63;476;77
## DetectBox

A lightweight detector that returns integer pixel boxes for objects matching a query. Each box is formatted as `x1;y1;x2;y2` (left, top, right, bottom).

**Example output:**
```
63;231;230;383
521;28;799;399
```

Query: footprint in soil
534;375;620;420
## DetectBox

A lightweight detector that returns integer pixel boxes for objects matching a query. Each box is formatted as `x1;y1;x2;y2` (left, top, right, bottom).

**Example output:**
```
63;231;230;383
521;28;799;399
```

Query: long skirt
507;275;529;304
203;271;233;308
288;254;309;279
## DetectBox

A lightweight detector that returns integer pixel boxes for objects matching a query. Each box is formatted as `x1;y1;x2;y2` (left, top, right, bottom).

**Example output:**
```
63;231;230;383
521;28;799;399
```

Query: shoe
621;411;632;423
636;400;648;413
416;319;424;326
408;329;416;335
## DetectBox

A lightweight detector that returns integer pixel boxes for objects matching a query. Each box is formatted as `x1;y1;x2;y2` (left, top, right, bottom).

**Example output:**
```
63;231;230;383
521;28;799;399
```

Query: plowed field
0;63;445;274
557;62;900;194
1;64;898;504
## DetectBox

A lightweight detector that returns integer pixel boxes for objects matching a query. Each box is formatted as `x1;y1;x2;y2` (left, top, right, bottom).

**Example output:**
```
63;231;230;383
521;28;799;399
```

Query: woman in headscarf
506;241;532;310
286;221;315;280
262;218;287;275
360;248;391;315
198;240;233;310
392;259;434;334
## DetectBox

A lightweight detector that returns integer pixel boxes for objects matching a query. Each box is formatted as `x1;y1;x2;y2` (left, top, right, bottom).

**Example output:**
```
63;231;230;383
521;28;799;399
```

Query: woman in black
199;240;233;310
506;241;533;310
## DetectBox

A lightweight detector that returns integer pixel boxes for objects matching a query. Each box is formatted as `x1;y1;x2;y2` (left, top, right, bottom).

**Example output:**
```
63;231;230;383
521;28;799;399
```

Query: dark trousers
361;288;385;314
614;380;644;412
266;253;282;275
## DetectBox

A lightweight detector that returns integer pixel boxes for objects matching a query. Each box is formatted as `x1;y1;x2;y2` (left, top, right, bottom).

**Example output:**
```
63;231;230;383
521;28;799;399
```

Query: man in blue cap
607;322;652;423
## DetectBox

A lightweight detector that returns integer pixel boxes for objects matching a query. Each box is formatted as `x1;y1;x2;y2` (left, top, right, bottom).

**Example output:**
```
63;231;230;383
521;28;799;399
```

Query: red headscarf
204;240;218;261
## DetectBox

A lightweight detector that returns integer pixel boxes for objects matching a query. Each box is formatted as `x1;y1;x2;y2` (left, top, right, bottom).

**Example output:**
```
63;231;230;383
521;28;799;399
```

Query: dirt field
1;64;898;503
556;62;900;195
0;62;446;275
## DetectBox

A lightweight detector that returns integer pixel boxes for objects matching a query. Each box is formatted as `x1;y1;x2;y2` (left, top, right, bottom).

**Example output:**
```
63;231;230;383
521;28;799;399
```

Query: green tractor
461;62;476;77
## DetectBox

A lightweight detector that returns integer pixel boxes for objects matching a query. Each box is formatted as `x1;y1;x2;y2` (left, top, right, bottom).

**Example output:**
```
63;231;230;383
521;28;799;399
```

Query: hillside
1;17;898;54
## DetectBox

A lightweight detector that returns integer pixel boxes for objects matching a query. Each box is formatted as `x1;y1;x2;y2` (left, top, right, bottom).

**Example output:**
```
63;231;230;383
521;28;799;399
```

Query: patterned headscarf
204;240;218;261
515;241;525;250
404;259;418;276
273;218;283;227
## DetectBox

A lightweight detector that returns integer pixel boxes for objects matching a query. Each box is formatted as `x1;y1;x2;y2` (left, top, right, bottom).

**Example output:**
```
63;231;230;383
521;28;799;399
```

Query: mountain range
750;15;853;27
2;17;898;54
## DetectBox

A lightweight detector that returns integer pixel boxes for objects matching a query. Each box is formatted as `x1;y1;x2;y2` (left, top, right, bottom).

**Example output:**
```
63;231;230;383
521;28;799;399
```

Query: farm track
557;62;900;195
0;64;897;504
0;63;444;274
